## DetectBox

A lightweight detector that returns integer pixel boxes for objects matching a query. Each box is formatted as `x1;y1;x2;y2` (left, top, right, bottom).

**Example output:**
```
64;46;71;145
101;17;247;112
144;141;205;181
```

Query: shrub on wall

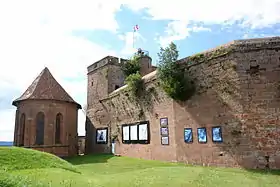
125;72;144;97
157;42;195;101
121;55;141;77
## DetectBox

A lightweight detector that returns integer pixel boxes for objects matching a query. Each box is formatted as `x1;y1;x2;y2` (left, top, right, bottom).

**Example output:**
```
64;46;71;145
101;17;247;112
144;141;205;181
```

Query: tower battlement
87;56;128;75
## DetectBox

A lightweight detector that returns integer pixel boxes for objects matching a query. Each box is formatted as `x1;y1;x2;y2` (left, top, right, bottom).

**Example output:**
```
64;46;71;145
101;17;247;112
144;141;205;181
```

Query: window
35;112;45;145
122;121;150;144
115;85;120;90
55;113;63;144
19;113;25;146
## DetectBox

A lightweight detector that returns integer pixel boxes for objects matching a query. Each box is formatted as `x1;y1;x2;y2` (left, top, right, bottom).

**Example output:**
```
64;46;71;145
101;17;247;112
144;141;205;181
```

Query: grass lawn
1;147;280;187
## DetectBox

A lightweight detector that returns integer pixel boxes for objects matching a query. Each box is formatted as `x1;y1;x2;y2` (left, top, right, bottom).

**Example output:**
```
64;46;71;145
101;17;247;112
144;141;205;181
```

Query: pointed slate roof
12;67;82;109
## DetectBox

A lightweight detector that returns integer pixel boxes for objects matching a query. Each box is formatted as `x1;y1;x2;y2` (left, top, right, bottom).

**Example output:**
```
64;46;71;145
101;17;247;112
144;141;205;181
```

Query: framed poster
161;136;169;145
96;127;108;144
184;128;193;143
122;125;130;144
160;118;168;126
160;127;169;136
130;124;138;143
212;126;223;143
138;121;150;144
197;127;207;143
139;123;148;140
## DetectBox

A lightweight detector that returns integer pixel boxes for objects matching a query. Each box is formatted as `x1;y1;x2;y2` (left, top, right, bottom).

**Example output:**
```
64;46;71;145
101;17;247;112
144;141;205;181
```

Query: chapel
12;67;81;157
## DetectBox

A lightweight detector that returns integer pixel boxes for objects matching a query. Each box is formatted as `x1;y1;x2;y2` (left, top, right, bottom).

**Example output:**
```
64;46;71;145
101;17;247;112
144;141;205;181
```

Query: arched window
19;113;25;146
35;112;45;145
55;113;63;144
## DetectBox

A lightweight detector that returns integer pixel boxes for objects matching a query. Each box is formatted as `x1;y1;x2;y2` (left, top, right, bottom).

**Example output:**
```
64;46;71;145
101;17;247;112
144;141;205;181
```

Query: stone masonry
85;37;280;169
12;67;81;157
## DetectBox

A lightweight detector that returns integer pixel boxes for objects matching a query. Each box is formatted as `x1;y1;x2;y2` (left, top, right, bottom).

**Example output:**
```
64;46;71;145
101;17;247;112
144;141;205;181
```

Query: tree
121;55;141;77
157;42;195;101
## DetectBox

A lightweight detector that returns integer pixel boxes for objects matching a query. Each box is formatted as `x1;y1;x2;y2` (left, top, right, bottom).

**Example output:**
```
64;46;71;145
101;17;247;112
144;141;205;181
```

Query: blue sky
1;0;280;141
73;5;280;64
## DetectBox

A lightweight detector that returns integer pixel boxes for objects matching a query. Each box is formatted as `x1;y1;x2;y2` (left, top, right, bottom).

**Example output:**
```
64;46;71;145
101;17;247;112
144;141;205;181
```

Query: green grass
0;147;77;172
1;147;280;187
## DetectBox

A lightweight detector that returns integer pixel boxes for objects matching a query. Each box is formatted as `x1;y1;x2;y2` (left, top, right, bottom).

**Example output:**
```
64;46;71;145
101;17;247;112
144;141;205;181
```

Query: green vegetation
0;147;77;172
121;55;141;77
121;54;144;98
157;42;195;101
124;72;144;98
188;46;233;65
0;147;78;187
1;147;280;187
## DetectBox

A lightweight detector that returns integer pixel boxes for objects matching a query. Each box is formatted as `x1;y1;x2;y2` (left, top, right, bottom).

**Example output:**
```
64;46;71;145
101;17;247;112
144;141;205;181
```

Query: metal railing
133;48;149;57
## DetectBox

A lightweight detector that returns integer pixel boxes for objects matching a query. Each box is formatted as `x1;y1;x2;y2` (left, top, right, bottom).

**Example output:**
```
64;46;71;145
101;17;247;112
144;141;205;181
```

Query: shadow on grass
245;168;280;176
65;154;114;165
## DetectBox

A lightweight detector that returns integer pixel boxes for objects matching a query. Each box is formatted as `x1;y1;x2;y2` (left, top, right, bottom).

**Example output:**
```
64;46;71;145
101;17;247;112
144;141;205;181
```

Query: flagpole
132;25;138;50
132;28;135;49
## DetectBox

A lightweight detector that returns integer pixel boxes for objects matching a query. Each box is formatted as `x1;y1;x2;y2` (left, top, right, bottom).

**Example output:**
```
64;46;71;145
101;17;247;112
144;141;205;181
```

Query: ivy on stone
121;55;141;77
125;72;144;97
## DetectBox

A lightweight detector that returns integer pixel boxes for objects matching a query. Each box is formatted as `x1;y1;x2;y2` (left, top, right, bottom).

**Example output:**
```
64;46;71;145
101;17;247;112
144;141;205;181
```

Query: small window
55;113;63;144
91;82;93;86
115;85;120;90
35;112;45;145
19;113;26;146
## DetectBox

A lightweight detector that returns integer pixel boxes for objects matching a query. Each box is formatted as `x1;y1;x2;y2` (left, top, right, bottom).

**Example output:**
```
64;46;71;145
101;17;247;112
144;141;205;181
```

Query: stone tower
85;53;156;154
136;49;155;76
85;56;127;154
12;67;81;157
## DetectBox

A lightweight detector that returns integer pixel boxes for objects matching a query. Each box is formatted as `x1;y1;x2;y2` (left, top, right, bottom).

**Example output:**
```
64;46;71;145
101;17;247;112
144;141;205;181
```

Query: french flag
133;24;139;32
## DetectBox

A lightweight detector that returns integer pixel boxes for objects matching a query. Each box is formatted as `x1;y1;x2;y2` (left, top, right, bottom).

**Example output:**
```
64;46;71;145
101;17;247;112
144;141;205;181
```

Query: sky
1;0;280;141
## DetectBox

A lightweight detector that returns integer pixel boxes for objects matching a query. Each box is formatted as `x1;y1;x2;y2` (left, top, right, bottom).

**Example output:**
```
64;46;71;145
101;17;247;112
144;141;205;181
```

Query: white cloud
124;0;280;28
0;109;15;141
158;21;190;47
157;21;211;47
0;0;120;33
119;31;146;56
122;0;280;45
192;26;212;33
0;0;119;141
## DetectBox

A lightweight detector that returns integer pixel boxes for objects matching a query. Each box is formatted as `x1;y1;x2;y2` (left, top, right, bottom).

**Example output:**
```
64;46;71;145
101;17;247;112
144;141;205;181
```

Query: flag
133;24;139;32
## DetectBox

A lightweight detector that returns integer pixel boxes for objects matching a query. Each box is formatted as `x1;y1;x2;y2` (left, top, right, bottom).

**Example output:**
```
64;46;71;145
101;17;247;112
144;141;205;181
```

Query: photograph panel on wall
130;124;138;143
96;127;108;144
160;127;169;136
138;121;150;144
122;124;130;144
184;128;193;143
161;136;169;145
197;127;207;143
160;117;168;127
212;126;223;143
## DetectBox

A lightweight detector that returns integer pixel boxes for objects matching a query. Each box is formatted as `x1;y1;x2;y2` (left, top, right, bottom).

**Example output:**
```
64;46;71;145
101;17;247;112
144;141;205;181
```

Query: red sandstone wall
174;39;280;169
101;79;177;161
15;100;78;157
30;146;69;157
86;37;280;169
86;64;112;154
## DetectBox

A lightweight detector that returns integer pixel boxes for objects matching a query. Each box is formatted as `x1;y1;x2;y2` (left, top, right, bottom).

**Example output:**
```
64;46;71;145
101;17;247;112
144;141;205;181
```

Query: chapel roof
12;67;81;109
